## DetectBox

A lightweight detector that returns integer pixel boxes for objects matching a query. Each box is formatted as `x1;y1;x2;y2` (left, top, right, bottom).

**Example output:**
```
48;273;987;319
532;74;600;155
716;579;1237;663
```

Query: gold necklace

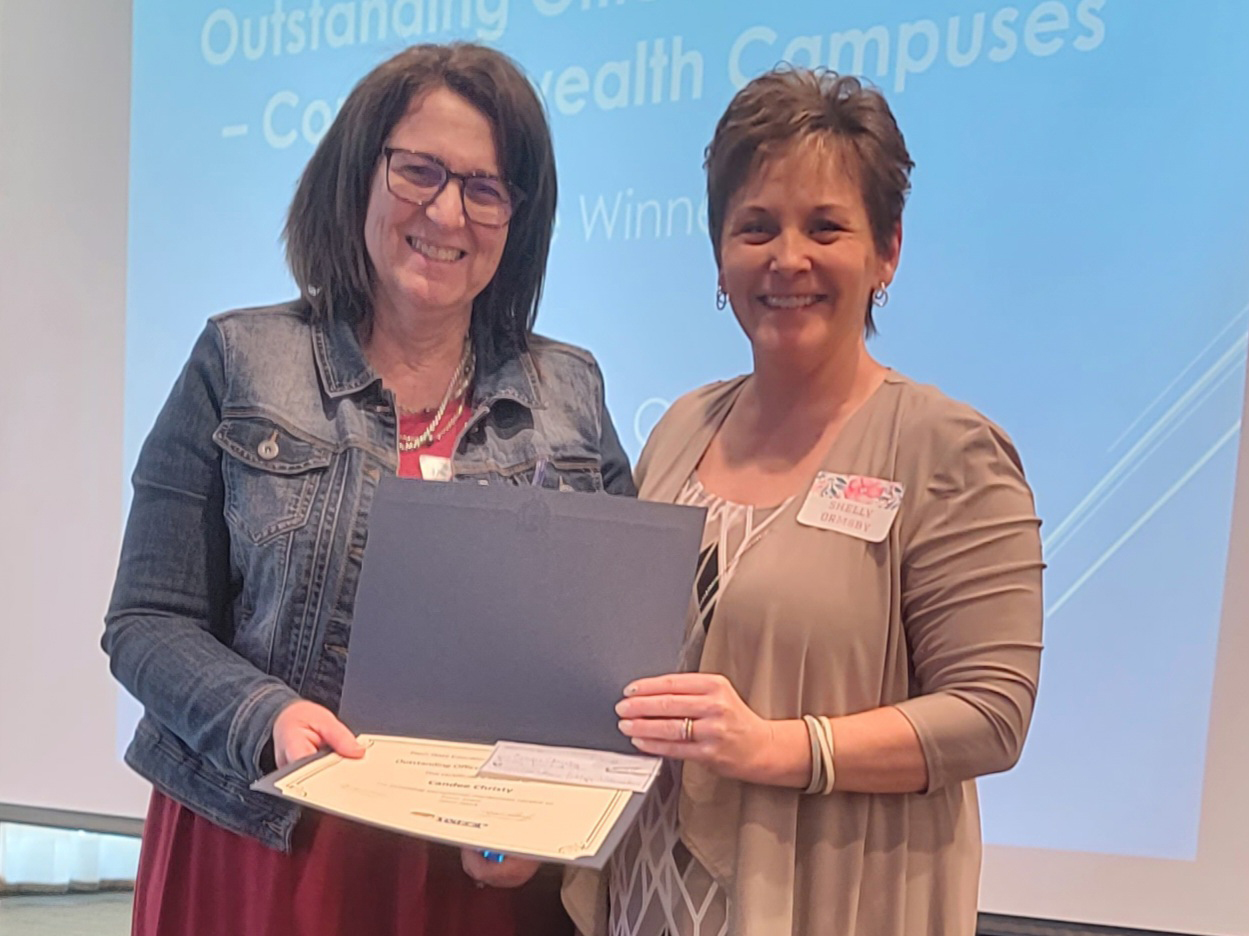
397;342;473;453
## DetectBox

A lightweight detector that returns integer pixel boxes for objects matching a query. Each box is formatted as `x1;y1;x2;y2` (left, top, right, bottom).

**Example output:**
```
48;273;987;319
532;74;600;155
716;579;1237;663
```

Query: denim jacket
103;302;636;851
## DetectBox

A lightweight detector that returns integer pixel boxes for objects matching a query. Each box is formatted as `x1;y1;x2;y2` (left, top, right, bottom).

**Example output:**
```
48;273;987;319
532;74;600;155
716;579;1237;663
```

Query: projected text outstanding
201;0;1108;145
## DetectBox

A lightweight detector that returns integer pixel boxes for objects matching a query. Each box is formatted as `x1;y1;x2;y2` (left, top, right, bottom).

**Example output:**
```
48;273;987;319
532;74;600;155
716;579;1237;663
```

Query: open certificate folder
254;476;705;868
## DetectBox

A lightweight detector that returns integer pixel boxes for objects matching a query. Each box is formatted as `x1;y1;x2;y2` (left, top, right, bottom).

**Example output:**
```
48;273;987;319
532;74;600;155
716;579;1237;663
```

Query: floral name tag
796;472;904;542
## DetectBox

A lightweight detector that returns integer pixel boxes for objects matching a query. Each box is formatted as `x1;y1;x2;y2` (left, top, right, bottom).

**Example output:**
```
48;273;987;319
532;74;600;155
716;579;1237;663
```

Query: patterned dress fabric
607;475;789;936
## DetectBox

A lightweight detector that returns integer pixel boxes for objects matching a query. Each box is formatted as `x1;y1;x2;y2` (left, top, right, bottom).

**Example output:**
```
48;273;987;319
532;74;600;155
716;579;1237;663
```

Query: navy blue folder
337;476;704;754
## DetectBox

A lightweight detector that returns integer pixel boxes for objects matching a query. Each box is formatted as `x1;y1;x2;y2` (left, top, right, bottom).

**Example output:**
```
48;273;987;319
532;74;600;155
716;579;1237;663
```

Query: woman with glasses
104;42;634;936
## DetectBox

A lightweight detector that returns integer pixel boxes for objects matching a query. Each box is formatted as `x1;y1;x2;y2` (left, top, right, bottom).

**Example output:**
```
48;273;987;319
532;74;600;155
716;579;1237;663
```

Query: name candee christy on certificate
273;735;633;860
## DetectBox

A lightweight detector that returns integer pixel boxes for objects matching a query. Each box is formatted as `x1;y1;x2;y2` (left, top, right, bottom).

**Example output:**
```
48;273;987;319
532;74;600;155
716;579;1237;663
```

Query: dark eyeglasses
383;148;523;228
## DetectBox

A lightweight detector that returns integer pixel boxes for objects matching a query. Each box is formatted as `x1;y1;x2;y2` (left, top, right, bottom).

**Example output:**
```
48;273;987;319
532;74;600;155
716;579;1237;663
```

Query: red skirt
132;790;573;936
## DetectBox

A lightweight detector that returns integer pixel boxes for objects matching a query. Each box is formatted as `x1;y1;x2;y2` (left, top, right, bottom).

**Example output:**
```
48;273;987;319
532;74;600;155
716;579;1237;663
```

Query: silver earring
715;287;728;310
871;283;889;308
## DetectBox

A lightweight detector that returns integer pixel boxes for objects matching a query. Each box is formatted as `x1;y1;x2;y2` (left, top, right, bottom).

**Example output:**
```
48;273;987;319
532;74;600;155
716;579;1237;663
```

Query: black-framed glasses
383;147;523;228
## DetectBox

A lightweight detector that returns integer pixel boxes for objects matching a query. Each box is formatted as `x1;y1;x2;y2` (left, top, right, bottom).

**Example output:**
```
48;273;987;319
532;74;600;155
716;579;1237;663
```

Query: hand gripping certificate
253;477;705;867
273;736;631;861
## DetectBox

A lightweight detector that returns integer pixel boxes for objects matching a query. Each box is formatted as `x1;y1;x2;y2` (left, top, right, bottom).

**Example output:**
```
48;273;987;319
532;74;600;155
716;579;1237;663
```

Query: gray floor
0;892;133;935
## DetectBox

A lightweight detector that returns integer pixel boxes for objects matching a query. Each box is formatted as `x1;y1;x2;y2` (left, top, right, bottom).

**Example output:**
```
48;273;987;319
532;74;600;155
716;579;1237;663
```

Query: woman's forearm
750;706;928;794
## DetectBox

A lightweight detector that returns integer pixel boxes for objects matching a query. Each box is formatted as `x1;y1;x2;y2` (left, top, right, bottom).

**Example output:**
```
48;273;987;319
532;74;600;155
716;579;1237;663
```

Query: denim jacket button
257;433;280;461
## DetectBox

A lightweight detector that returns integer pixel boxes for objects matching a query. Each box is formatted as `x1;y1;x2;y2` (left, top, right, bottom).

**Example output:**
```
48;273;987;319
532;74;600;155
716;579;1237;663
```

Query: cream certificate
273;735;631;861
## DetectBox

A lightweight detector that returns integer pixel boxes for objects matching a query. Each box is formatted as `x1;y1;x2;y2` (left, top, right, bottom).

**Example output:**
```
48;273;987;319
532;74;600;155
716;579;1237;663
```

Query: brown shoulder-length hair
284;42;556;373
704;68;913;335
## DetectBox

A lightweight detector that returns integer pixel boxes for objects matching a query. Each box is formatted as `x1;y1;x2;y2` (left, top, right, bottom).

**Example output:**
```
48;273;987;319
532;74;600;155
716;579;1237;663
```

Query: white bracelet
802;715;825;795
815;716;836;794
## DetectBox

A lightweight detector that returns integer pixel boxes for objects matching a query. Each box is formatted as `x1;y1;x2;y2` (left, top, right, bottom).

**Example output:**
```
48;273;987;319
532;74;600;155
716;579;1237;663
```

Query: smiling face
364;87;509;327
718;140;900;362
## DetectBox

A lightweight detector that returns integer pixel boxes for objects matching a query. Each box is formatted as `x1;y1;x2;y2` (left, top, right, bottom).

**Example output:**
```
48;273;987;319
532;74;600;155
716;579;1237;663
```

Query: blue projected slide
125;0;1249;862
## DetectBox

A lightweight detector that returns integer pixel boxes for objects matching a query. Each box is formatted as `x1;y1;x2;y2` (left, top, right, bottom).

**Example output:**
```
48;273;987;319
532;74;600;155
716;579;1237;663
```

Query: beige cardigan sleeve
892;407;1045;792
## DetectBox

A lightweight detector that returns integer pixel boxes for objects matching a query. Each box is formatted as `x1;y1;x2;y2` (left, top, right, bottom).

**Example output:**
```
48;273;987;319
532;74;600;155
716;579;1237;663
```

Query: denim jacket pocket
547;456;605;493
514;456;606;492
213;416;335;545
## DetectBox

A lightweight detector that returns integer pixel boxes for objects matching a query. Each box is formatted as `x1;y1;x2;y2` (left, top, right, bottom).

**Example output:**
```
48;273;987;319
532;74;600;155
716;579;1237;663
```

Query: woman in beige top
563;67;1043;936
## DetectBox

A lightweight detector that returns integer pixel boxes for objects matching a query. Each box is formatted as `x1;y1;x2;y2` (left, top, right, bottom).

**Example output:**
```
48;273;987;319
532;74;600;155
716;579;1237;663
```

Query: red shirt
397;402;474;480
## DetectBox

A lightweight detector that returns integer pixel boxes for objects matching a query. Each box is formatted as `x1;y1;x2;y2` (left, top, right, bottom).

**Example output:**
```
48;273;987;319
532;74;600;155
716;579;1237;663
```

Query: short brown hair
285;43;556;373
704;68;913;334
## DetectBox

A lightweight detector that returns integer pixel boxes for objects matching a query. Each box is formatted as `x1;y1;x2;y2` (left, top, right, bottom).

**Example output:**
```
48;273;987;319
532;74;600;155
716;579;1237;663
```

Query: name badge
418;454;453;482
797;472;904;542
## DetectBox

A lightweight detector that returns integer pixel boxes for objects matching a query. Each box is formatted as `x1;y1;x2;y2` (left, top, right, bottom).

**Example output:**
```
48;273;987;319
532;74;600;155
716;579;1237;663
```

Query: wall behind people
0;0;137;823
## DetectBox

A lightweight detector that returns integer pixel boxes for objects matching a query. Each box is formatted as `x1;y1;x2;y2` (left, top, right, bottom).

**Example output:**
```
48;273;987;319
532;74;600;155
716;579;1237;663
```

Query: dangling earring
871;282;889;308
715;287;728;310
